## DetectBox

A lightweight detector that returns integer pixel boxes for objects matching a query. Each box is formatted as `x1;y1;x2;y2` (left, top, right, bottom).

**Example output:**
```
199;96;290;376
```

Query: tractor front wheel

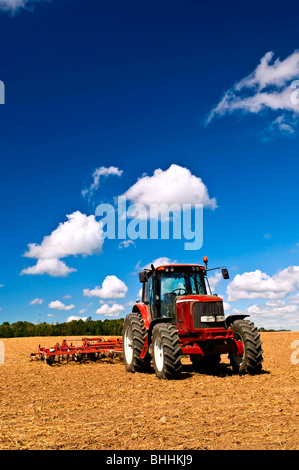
152;323;182;379
229;319;263;374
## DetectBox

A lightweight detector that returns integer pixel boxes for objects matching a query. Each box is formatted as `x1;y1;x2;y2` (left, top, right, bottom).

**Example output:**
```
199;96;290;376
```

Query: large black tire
122;312;149;373
229;319;263;374
151;323;182;379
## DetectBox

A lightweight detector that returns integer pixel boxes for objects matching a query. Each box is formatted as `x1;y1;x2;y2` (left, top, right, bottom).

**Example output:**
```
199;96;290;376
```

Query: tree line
0;319;289;339
0;317;124;338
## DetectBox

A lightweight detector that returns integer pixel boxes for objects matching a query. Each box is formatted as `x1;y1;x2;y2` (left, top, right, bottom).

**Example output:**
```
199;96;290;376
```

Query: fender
225;314;249;329
132;303;151;330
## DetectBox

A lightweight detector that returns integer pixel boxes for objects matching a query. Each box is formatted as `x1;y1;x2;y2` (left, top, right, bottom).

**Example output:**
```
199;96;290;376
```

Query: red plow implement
30;337;123;365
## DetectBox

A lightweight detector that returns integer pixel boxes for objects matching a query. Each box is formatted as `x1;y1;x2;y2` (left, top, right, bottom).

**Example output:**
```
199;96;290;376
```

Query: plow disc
30;337;123;365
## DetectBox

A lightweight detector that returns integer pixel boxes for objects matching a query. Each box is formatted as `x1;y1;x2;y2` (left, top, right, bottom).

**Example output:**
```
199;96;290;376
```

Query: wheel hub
124;327;133;365
154;337;164;372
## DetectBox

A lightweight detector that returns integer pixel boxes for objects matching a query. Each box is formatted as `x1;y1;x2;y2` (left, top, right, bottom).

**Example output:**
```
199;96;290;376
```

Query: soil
0;332;298;450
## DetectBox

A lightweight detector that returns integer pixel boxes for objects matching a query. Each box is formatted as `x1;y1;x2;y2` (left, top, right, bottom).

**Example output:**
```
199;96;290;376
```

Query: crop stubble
0;332;298;450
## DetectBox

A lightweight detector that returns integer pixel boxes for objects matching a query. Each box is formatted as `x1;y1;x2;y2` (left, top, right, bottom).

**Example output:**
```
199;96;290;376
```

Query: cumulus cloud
83;275;128;299
82;166;123;200
123;164;217;217
24;211;103;260
96;303;125;317
21;258;76;277
48;300;75;311
227;266;299;301
29;298;43;305
225;293;299;330
206;50;299;134
21;211;103;277
247;301;297;316
244;300;299;330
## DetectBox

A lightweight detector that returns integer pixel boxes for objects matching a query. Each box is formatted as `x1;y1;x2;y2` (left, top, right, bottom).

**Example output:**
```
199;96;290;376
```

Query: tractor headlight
216;315;225;322
201;315;215;322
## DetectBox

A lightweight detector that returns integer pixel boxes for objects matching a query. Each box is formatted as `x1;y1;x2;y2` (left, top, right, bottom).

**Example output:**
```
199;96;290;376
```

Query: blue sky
0;0;299;329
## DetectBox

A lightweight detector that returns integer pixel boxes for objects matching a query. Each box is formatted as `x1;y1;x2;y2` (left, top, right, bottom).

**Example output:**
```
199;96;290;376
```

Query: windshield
158;269;206;318
160;270;206;299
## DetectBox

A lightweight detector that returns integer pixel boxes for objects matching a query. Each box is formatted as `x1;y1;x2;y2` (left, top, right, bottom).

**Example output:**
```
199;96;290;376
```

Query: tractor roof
152;263;205;271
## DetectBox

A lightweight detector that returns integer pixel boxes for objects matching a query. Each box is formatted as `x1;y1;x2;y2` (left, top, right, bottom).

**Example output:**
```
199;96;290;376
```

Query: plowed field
0;332;298;450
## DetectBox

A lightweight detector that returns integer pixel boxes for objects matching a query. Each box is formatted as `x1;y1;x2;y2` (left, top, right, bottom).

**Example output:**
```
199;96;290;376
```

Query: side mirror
139;271;147;283
222;268;230;279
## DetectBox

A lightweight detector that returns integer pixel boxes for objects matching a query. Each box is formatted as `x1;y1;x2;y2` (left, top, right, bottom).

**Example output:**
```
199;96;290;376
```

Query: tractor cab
140;264;207;321
139;259;230;325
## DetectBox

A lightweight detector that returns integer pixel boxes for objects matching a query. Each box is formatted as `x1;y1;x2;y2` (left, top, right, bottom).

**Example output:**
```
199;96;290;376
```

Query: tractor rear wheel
229;319;263;374
122;312;149;373
152;323;182;379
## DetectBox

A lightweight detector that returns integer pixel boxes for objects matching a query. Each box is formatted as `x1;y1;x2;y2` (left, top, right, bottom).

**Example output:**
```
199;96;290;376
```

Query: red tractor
122;257;263;379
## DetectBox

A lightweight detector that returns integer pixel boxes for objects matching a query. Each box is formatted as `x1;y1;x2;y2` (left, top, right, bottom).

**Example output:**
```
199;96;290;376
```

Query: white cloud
67;315;88;322
83;275;128;299
228;298;299;330
268;115;296;135
21;258;76;277
82;166;123;200
21;211;103;277
227;266;299;301
247;301;298;316
223;302;231;311
48;300;75;311
206;50;299;134
30;298;43;305
0;0;46;13
143;257;176;269
96;303;125;317
246;301;298;329
118;240;136;249
207;271;222;291
123;164;217;217
24;211;103;260
78;302;92;315
288;293;299;304
0;284;4;288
